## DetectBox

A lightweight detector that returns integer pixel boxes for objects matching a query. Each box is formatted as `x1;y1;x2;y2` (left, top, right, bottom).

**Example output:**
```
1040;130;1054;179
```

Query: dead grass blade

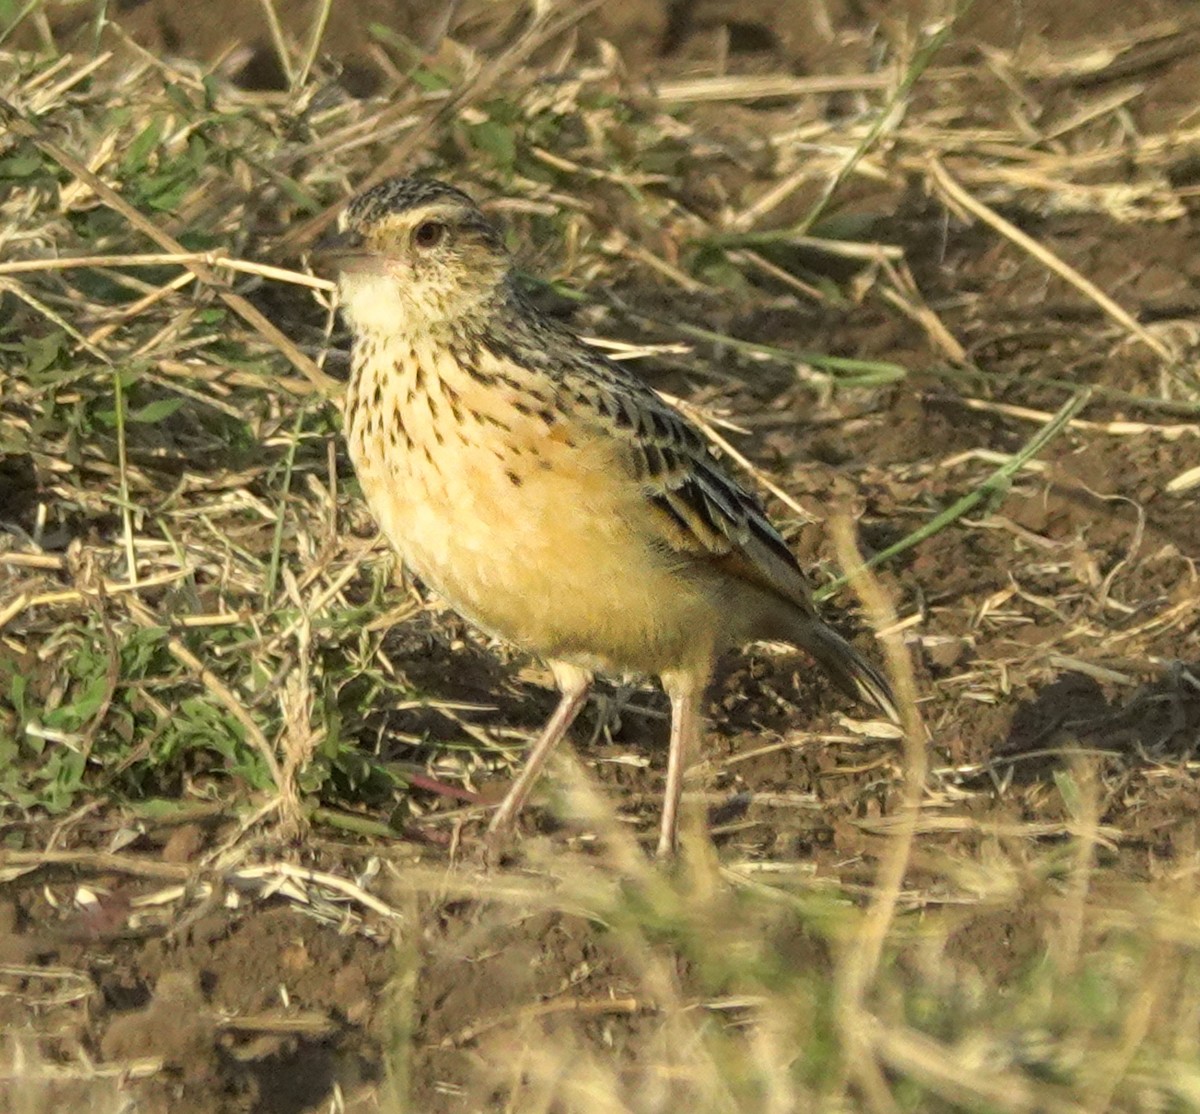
0;97;338;395
928;157;1174;363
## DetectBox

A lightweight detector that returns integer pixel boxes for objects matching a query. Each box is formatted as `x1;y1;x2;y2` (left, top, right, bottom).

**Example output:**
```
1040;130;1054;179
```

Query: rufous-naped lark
317;177;897;858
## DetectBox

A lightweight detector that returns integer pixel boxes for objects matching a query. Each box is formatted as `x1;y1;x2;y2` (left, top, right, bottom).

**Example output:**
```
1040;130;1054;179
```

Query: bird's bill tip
307;229;386;278
311;227;363;253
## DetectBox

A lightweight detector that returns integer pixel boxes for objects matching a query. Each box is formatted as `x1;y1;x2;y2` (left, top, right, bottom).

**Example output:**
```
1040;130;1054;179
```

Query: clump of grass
0;1035;130;1114
379;747;1200;1113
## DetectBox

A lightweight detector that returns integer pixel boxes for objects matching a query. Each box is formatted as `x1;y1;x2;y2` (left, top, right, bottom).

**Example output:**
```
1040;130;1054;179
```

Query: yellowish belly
347;393;718;676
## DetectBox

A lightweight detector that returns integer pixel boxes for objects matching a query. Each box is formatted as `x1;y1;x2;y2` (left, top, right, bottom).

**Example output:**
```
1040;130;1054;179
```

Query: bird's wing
550;335;820;618
490;308;896;720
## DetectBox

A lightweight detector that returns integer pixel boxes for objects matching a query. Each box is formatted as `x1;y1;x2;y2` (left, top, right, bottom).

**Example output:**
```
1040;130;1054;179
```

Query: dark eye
412;221;447;249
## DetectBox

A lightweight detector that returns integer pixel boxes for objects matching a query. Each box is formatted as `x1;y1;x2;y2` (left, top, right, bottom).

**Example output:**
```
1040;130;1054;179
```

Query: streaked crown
344;178;479;226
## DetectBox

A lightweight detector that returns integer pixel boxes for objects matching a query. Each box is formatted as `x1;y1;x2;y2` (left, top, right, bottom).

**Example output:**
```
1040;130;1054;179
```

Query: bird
314;176;897;859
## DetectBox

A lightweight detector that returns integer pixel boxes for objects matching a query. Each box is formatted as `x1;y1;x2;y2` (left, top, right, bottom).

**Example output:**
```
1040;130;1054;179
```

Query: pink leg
657;670;706;859
486;662;592;851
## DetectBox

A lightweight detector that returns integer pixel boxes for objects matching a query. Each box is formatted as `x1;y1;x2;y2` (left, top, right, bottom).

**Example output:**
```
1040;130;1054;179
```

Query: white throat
337;271;415;337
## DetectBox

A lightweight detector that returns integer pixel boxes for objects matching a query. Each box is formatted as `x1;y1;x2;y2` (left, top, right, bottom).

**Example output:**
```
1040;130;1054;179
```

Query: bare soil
4;1;1200;1111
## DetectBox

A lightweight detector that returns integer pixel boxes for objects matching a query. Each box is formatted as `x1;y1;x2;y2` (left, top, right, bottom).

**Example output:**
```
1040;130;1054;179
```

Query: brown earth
3;0;1200;1111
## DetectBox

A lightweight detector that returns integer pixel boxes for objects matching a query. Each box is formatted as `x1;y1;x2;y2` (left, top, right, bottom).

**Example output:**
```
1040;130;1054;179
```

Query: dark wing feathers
547;331;819;617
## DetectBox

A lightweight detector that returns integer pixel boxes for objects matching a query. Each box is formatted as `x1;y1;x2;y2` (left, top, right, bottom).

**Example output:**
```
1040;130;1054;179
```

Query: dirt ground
3;0;1200;1111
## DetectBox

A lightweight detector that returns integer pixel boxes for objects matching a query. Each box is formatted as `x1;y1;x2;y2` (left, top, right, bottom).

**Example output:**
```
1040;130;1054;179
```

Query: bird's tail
793;620;899;725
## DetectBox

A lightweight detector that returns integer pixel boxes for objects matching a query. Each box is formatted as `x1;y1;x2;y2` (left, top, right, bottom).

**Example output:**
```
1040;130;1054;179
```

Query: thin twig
928;157;1174;363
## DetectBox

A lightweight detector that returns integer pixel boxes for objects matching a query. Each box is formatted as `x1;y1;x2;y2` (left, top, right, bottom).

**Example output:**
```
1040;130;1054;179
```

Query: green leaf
9;673;27;723
120;625;168;675
128;397;185;423
0;152;45;178
72;672;111;724
201;75;221;108
26;332;67;376
42;749;87;812
140;173;192;212
165;83;198;114
120;118;163;177
1053;768;1082;817
468;120;516;168
410;67;450;91
44;671;108;731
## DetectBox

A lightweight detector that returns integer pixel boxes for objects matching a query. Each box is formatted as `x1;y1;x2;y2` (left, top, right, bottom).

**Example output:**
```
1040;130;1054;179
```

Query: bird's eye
412;221;448;250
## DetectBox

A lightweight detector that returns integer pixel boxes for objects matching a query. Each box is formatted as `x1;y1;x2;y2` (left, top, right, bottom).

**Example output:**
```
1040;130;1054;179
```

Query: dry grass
2;1;1200;1110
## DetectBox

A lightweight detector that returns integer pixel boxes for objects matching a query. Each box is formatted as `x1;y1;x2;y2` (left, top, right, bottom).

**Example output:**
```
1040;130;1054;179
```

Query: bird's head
314;177;510;336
